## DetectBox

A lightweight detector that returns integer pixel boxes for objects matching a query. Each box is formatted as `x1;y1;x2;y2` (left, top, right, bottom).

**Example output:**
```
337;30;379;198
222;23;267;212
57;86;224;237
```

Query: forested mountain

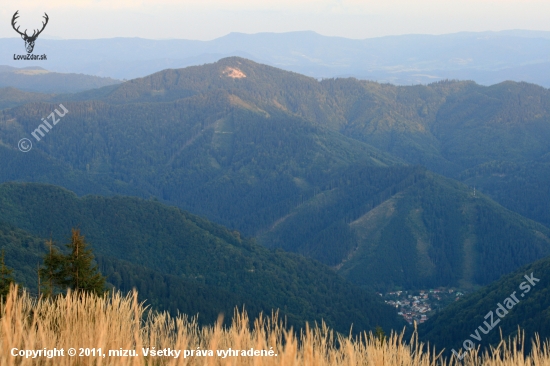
0;182;405;333
261;168;550;291
319;79;550;173
0;65;121;94
65;59;550;181
3;31;550;86
0;75;399;236
0;87;54;110
460;158;550;227
1;57;550;291
419;254;550;355
321;78;550;227
324;79;550;228
0;218;266;326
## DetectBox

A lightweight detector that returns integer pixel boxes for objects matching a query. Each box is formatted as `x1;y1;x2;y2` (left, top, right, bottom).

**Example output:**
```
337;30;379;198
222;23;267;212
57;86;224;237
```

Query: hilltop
0;65;121;94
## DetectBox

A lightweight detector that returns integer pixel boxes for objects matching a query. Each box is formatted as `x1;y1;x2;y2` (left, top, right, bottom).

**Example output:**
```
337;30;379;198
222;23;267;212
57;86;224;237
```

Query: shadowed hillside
0;182;405;333
420;254;550;356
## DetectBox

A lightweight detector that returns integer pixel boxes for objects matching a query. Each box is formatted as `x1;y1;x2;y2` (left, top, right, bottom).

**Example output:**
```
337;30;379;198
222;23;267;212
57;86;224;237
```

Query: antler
29;13;49;39
11;11;27;37
11;11;49;40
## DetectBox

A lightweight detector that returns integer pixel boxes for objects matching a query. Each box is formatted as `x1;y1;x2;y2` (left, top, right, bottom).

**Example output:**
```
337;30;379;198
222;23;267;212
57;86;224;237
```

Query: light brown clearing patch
14;69;49;75
222;67;246;78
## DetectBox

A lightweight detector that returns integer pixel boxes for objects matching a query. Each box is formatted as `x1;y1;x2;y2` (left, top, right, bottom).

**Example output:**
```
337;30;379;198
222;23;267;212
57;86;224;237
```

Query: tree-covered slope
419;254;550;355
84;57;347;129
3;59;550;224
0;87;55;110
0;219;252;324
0;67;121;94
5;59;550;227
258;165;425;265
0;88;399;236
60;57;550;172
460;157;550;228
1;57;550;293
261;169;550;291
322;79;550;175
0;182;405;334
0;142;145;199
0;220;45;288
321;78;473;176
322;78;550;228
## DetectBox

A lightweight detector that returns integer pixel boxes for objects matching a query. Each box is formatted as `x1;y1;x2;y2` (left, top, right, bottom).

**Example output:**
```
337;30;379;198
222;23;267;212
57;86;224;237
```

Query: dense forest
419;254;550;355
1;57;549;351
2;58;550;290
0;182;405;333
0;66;120;94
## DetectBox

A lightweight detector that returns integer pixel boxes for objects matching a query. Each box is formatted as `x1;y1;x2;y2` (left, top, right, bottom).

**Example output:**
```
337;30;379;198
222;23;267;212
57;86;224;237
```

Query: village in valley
380;288;466;324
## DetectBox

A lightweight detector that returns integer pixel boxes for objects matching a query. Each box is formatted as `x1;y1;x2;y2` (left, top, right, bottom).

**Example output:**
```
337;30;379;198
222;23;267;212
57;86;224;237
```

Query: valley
381;288;468;325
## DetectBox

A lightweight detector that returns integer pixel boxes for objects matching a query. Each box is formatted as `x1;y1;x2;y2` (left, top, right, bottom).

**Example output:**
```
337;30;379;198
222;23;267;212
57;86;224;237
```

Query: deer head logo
12;11;49;54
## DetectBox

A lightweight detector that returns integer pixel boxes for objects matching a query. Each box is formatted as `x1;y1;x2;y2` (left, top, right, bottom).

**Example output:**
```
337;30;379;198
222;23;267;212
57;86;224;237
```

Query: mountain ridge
2;57;550;291
0;181;406;333
0;65;121;94
3;30;550;85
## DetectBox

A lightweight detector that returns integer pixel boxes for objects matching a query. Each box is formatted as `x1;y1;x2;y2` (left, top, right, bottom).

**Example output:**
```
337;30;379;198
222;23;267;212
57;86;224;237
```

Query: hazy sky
1;0;550;40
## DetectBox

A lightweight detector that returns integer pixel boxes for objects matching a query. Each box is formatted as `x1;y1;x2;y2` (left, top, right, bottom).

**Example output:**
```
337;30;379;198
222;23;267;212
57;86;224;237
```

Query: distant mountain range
0;65;120;94
2;30;550;86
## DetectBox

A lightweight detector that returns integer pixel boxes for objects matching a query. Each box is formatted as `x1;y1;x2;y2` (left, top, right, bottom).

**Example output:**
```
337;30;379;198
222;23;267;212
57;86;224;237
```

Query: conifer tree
0;249;15;298
63;228;106;295
40;229;106;296
39;239;66;296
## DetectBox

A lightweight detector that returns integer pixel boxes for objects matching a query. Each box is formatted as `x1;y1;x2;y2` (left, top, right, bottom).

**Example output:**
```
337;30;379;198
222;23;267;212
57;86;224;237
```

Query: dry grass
1;285;549;366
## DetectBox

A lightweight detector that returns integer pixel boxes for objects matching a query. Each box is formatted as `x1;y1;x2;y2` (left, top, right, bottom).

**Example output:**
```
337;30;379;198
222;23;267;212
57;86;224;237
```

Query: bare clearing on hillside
222;67;246;78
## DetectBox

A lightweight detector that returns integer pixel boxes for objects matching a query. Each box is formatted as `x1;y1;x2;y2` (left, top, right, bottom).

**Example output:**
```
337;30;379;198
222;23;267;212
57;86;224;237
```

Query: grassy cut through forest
1;286;550;366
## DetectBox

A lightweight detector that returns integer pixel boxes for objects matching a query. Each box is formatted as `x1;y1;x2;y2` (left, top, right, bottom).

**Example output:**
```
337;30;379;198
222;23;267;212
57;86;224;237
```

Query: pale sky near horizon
1;0;549;40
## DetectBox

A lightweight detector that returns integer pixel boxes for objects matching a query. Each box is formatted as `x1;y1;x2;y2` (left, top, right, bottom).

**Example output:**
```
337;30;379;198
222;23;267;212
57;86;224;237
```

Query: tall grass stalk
1;285;549;365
